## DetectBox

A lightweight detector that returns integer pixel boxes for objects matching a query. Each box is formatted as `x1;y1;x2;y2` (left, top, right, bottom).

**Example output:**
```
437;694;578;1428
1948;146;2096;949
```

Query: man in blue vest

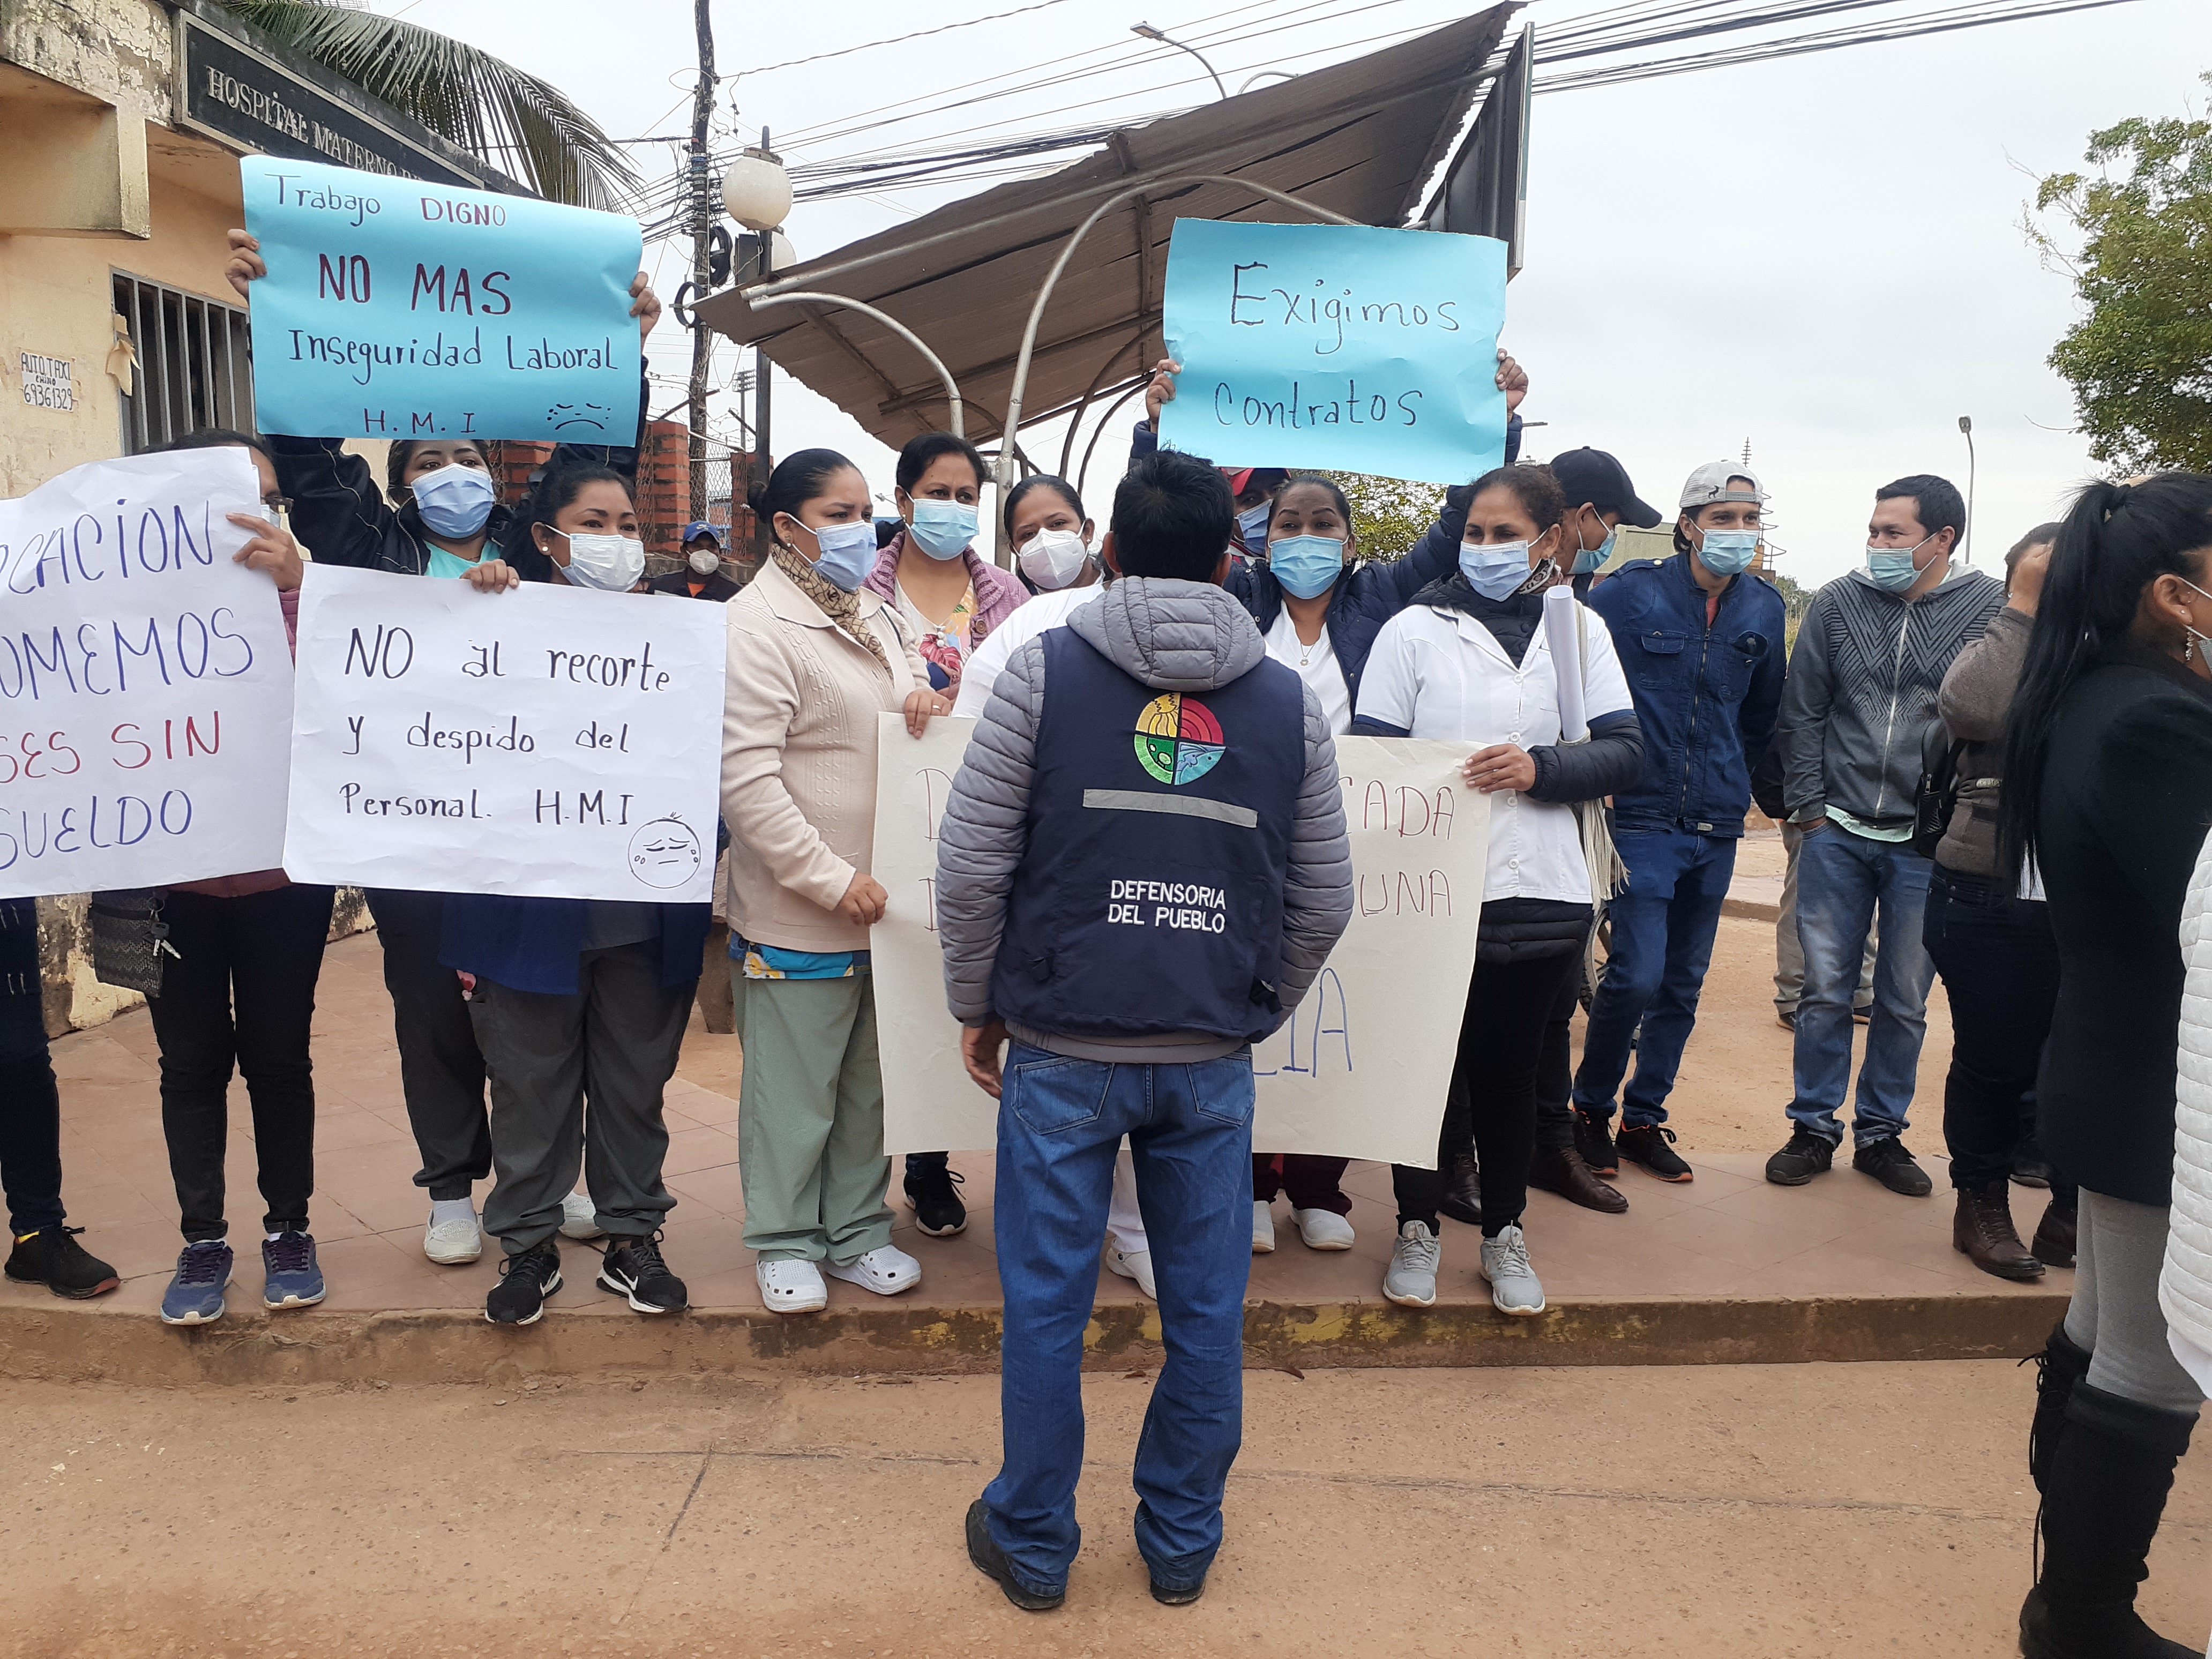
1570;462;1788;1184
935;449;1353;1611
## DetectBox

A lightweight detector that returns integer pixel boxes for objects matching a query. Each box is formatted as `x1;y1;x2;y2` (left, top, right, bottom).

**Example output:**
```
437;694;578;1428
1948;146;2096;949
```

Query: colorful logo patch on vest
1134;693;1226;786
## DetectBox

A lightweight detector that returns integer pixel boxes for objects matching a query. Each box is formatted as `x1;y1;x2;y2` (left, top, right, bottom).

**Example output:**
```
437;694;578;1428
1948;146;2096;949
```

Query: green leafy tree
2029;78;2212;473
216;1;638;208
1319;472;1445;562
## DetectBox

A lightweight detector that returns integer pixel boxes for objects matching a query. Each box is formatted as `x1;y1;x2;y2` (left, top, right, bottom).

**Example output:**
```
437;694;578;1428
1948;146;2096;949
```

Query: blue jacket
1125;420;1519;706
440;896;711;998
1584;555;1785;839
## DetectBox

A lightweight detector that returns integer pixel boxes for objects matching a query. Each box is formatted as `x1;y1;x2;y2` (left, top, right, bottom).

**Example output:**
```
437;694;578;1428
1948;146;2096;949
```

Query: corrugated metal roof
695;4;1521;459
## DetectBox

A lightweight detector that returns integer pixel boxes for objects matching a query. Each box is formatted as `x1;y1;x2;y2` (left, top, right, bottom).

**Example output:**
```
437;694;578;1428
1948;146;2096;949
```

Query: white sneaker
756;1258;828;1314
559;1192;604;1241
1479;1222;1546;1316
1105;1242;1156;1299
1252;1199;1277;1254
1292;1207;1355;1251
1383;1220;1440;1307
823;1245;921;1296
423;1209;482;1265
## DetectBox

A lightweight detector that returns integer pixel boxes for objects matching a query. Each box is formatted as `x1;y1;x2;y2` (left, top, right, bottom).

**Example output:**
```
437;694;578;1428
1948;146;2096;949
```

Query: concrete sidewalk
3;911;2067;1384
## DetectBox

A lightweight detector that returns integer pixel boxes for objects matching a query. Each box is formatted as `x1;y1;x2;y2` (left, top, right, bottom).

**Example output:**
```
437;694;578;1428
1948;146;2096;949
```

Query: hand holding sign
1157;221;1511;484
236;156;646;444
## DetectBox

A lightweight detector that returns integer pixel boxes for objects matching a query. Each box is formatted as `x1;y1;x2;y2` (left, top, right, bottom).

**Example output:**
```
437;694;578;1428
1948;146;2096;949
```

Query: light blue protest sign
240;154;642;444
1158;220;1508;485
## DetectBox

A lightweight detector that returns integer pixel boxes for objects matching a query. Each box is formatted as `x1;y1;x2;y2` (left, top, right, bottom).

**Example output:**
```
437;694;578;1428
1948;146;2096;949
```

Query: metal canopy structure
695;3;1523;471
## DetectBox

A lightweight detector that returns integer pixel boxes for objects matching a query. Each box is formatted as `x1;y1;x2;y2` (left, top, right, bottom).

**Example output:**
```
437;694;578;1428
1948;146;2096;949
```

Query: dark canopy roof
696;4;1521;460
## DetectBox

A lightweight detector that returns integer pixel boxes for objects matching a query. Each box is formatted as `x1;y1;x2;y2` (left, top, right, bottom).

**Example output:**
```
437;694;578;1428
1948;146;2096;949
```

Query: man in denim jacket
1571;463;1787;1183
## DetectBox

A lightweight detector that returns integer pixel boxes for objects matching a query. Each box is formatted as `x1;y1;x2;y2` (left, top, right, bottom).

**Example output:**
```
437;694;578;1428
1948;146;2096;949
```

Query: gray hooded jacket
935;577;1354;1064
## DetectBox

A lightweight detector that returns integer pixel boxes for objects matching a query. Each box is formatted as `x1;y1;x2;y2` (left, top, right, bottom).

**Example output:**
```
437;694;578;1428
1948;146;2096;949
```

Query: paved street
5;1362;2207;1659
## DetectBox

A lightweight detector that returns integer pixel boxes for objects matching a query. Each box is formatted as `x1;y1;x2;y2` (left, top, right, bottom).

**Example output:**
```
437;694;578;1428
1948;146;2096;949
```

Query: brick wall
482;430;759;584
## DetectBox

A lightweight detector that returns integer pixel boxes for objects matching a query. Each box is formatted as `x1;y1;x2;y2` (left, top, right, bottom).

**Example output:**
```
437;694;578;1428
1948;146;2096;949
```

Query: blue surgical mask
1237;501;1271;554
907;498;978;560
1573;522;1618;576
1698;529;1760;577
1268;534;1346;600
1863;534;1934;592
410;464;496;538
793;515;877;593
1460;540;1537;601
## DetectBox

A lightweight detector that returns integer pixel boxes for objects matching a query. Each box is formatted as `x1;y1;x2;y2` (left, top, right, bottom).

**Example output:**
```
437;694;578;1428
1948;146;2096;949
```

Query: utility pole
686;0;716;524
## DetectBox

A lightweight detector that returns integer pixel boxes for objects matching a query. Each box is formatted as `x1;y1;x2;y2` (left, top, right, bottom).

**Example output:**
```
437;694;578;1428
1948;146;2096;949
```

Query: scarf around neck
772;542;891;674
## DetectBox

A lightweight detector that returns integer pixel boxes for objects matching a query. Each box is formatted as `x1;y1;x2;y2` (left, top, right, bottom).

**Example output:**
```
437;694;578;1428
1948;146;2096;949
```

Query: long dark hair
1999;473;2212;875
509;464;633;583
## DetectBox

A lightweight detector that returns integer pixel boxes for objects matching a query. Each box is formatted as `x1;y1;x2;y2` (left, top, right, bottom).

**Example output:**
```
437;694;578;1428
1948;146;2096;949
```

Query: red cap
1222;467;1253;496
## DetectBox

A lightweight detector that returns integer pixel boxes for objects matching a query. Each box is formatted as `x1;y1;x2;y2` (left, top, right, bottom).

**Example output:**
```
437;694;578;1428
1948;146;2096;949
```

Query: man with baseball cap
1567;461;1785;1188
1551;447;1663;594
651;521;740;602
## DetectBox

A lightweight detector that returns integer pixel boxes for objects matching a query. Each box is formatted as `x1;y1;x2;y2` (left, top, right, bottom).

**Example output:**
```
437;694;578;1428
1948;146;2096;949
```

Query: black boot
2021;1382;2200;1658
2026;1320;2092;1495
1953;1180;2043;1280
1438;1150;1481;1228
2032;1191;2078;1271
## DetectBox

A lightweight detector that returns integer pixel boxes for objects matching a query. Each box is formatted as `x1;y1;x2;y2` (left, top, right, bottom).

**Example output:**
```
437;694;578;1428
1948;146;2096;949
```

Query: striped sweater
1777;566;2005;829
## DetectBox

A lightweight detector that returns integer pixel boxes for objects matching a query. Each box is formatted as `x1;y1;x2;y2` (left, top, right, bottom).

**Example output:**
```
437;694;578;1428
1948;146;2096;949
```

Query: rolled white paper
1543;584;1589;743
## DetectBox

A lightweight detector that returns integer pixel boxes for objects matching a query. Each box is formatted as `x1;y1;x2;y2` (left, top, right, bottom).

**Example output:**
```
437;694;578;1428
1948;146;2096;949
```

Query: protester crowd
1;221;2208;1652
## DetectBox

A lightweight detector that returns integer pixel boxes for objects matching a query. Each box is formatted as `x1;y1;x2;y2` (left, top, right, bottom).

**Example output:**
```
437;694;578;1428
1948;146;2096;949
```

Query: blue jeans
1785;824;1935;1147
986;1042;1255;1596
1572;829;1736;1129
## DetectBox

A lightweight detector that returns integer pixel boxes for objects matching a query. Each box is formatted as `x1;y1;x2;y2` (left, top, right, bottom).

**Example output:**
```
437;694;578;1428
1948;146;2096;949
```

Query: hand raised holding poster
1158;220;1509;485
238;154;644;444
283;564;723;902
0;450;295;898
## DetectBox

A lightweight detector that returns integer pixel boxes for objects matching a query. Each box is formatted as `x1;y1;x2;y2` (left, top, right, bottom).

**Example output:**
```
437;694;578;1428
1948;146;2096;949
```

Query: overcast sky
376;0;2211;585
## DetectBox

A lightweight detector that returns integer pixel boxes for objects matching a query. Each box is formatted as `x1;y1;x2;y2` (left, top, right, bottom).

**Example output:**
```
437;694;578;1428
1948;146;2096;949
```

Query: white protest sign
0;449;294;899
285;564;723;901
870;715;1489;1165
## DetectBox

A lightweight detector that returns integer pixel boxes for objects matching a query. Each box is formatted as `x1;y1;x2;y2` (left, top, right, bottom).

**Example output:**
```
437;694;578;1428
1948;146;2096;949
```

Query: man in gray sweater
1766;474;2004;1195
933;450;1352;1612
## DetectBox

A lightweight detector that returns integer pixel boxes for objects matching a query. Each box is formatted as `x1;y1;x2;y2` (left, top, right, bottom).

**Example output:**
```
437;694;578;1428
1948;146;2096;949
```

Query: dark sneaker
1619;1124;1693;1182
965;1498;1063;1611
1775;1005;1797;1032
1572;1108;1618;1176
1150;1575;1206;1606
159;1240;234;1326
485;1240;562;1326
1765;1127;1836;1186
4;1226;119;1299
1438;1149;1482;1227
598;1232;688;1314
1852;1136;1933;1197
261;1230;326;1309
905;1159;968;1237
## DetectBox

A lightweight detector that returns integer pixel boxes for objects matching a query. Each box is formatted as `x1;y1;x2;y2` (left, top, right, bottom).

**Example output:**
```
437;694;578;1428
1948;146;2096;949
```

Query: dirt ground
5;1362;2206;1659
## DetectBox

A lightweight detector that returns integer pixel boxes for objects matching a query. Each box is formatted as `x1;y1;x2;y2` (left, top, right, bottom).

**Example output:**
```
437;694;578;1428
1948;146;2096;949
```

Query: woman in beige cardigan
723;449;950;1314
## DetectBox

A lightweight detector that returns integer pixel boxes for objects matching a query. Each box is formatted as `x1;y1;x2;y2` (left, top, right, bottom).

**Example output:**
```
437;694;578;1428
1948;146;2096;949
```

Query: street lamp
722;145;792;234
1131;22;1227;101
1958;414;1976;563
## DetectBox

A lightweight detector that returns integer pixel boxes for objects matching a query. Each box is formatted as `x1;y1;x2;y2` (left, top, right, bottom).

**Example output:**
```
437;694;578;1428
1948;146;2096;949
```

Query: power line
735;0;1086;77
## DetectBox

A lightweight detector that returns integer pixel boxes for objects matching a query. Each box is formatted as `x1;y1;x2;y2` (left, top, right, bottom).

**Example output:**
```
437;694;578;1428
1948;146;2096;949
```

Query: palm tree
215;1;639;208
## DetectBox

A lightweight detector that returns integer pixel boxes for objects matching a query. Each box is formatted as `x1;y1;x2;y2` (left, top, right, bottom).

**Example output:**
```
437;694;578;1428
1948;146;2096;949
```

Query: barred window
112;273;255;453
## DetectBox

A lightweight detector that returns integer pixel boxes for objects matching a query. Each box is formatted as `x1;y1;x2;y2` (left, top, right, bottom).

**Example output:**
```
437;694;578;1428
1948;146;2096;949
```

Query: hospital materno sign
173;9;506;191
